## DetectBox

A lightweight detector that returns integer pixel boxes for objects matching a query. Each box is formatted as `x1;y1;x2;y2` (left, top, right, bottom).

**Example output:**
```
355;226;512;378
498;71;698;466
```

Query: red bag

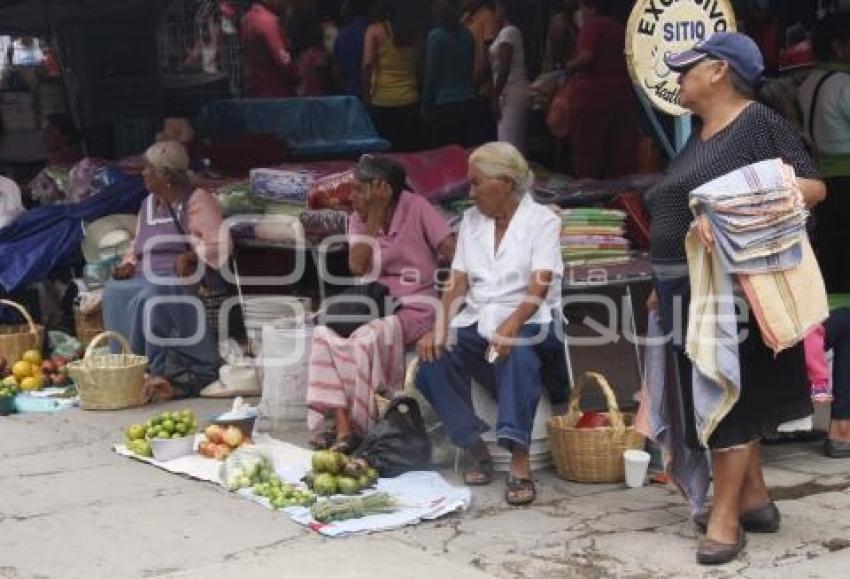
307;170;355;211
546;81;571;139
609;191;651;250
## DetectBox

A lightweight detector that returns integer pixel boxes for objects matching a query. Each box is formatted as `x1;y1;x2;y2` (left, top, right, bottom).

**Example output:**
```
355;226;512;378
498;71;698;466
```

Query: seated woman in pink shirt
306;155;456;451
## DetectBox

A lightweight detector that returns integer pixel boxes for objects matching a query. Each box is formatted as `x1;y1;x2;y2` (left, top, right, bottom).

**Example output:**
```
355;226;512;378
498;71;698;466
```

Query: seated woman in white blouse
415;142;563;506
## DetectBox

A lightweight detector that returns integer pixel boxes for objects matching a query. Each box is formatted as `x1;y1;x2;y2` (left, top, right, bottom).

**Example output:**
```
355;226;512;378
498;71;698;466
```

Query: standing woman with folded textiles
643;33;826;565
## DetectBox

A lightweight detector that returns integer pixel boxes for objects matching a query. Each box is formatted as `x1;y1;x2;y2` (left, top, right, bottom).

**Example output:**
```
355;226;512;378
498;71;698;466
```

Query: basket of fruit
0;299;45;366
67;331;148;410
547;372;645;483
1;348;72;395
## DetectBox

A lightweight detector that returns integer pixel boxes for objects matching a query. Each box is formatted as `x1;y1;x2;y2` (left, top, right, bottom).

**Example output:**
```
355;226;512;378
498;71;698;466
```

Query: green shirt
422;27;475;108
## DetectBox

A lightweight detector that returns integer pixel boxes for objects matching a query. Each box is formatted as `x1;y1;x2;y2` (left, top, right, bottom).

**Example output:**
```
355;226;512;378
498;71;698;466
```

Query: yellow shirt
371;23;419;107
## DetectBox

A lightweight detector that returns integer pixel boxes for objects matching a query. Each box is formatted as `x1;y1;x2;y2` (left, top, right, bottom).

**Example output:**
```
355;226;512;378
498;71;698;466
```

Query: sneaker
811;382;833;404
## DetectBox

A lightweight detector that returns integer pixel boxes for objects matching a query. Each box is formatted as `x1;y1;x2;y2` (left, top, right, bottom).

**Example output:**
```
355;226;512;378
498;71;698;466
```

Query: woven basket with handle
547;371;645;483
0;299;45;364
67;331;150;410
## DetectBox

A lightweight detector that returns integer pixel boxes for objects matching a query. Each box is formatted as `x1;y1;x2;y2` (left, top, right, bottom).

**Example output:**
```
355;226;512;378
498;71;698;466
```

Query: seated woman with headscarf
103;140;231;400
306;155;455;452
415;142;564;506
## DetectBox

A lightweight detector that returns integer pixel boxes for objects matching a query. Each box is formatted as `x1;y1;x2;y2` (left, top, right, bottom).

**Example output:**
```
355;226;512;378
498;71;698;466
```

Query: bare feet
506;448;535;505
463;440;493;486
144;376;175;403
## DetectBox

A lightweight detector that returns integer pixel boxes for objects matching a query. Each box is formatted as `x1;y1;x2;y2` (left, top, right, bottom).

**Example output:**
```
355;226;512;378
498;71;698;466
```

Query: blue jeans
415;323;555;451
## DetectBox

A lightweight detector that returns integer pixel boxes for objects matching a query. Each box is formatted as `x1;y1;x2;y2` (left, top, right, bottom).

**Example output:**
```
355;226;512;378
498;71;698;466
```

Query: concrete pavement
2;398;849;578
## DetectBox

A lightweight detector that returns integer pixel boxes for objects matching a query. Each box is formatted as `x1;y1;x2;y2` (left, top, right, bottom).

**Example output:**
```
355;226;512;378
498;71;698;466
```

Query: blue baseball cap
665;32;765;88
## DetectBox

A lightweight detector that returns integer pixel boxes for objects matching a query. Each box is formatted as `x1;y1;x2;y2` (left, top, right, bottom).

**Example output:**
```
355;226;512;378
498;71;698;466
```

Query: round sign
626;0;737;116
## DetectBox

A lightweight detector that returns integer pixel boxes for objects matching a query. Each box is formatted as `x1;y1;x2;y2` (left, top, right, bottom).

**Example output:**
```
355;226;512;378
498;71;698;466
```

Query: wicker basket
548;372;645;483
67;331;150;410
0;299;45;364
74;305;106;346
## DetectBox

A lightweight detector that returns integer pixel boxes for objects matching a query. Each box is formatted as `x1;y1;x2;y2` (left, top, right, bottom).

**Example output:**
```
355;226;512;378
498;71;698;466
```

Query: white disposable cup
623;449;651;488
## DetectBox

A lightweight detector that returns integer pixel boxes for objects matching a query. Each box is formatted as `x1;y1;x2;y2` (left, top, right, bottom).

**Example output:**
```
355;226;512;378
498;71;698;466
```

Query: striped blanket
306;316;405;436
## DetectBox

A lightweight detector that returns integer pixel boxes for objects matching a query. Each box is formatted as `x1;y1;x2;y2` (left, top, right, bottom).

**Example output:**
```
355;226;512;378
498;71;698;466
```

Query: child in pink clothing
804;324;833;403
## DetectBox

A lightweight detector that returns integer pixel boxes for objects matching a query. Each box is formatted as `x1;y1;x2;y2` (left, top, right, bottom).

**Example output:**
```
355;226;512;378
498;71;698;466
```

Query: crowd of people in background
236;0;640;176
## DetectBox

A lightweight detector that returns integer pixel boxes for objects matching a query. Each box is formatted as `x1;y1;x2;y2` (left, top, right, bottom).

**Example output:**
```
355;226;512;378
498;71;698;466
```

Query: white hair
469;142;534;194
145;140;190;173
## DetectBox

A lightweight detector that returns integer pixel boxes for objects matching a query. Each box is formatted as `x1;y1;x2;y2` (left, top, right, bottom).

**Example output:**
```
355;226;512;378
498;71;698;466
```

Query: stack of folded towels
560;207;631;266
689;158;808;273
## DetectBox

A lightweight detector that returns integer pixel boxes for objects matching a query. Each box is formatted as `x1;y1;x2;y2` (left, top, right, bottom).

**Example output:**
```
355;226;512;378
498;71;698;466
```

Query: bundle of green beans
310;492;397;523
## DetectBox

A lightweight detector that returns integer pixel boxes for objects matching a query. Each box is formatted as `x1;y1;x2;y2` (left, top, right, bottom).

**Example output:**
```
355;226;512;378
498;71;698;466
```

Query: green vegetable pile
0;381;20;399
310;492;397;523
223;451;316;509
302;450;379;496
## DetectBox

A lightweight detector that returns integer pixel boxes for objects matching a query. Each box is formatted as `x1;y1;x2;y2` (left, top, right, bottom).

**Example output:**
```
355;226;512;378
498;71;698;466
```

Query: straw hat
81;214;138;264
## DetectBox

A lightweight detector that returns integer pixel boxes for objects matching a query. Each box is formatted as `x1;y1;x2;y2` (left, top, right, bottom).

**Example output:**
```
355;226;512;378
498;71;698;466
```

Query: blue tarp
195;96;391;158
0;176;147;292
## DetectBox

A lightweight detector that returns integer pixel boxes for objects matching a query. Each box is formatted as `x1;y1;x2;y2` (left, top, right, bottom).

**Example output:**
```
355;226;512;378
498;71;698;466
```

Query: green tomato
126;424;146;441
174;422;188;435
161;420;174;434
171;432;183;439
135;440;153;458
156;430;170;439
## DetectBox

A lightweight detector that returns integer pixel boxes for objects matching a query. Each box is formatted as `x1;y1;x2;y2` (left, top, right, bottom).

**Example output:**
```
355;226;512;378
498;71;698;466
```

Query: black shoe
740;502;781;533
824;439;850;458
693;502;780;533
696;527;746;566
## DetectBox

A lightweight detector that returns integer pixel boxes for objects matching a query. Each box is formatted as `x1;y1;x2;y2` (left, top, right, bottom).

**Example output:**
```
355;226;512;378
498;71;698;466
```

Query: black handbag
354;395;432;477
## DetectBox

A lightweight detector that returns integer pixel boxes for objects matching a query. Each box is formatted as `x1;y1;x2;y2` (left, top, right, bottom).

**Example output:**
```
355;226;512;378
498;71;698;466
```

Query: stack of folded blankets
689;158;809;274
560;207;631;266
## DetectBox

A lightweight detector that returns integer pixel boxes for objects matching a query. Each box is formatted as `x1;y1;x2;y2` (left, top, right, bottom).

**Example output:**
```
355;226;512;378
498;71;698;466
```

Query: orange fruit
22;350;42;365
11;360;33;381
20;376;41;391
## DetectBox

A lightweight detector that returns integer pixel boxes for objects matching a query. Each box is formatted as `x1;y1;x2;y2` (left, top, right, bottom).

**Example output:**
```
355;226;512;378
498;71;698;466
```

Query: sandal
505;475;536;506
462;458;494;486
330;434;362;455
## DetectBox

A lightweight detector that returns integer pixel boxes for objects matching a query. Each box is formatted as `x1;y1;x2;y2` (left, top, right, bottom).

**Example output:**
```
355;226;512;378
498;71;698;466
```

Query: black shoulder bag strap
808;71;839;149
